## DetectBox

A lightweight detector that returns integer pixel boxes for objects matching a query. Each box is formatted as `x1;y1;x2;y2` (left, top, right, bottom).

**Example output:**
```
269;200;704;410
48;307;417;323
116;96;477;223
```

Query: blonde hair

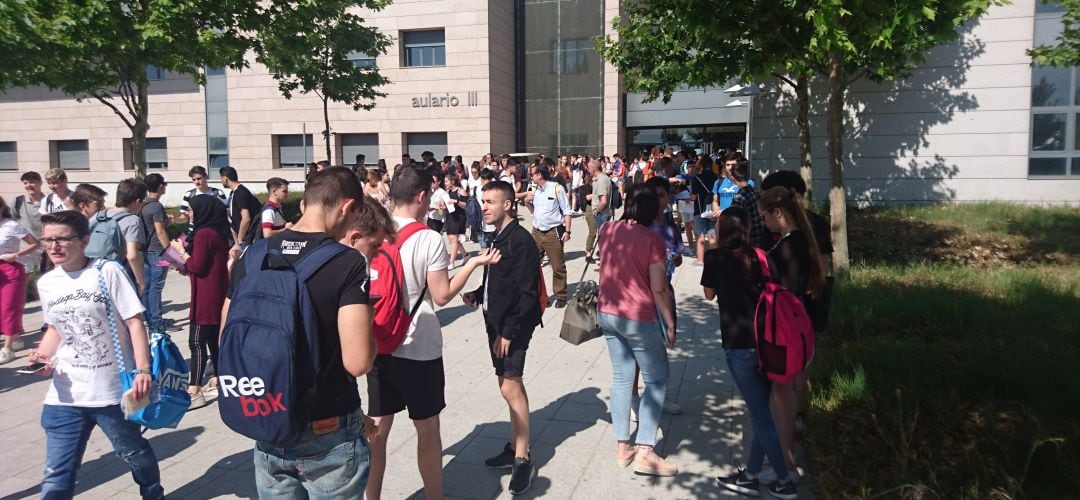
45;168;67;182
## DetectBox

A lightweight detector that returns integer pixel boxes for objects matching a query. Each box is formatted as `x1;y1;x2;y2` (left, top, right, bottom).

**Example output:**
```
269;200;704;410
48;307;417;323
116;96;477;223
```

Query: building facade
0;0;1076;205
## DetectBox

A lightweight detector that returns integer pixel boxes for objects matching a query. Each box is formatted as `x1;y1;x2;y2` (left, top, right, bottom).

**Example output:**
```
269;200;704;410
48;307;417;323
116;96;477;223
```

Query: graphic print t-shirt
38;260;144;407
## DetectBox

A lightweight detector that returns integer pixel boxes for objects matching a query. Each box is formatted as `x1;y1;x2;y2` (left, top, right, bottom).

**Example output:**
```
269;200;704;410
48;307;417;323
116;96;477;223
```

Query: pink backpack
754;248;815;383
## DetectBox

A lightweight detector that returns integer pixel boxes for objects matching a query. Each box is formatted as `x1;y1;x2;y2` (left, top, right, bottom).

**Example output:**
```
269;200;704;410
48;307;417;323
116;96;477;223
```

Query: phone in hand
17;363;48;375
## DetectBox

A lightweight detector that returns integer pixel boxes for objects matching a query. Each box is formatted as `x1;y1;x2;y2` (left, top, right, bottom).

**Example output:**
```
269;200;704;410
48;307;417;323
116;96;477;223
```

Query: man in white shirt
179;166;226;229
523;160;571;307
365;166;499;500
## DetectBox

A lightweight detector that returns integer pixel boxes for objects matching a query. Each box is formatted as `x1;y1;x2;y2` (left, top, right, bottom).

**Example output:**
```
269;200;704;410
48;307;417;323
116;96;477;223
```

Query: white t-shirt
261;203;286;231
427;188;454;221
390;216;450;361
467;176;483;199
39;193;71;215
0;218;29;256
38;260;144;407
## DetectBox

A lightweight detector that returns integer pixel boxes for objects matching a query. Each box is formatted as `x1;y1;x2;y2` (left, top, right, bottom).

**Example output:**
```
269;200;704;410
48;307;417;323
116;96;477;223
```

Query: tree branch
773;72;796;87
91;93;136;130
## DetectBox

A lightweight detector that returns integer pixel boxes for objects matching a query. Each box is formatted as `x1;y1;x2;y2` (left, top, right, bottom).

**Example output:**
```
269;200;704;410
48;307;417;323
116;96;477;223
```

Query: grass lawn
809;203;1080;498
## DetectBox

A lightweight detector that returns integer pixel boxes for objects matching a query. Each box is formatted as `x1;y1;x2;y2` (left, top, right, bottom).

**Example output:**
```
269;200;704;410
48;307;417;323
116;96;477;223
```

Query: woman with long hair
757;186;825;477
365;169;390;209
576;167;596;258
0;196;40;363
169;194;231;409
443;173;469;268
705;207;798;498
596;184;678;477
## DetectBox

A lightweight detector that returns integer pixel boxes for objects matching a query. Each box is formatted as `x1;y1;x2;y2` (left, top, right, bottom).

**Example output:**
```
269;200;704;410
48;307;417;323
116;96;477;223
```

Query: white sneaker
662;399;683;415
10;338;23;351
0;347;13;364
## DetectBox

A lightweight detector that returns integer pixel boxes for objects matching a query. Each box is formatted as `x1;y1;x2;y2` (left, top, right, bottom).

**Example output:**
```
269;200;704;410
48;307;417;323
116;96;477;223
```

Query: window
0;142;16;170
51;140;89;170
146;65;165;80
551;39;589;74
123;138;168;170
205;67;226;76
405;132;448;160
1030;8;1080;176
276;134;314;168
340;134;379;166
347;51;376;68
403;30;446;67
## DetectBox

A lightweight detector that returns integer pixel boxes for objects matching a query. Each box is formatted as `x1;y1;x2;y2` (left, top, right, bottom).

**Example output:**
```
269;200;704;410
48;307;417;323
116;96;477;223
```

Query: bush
162;190;305;239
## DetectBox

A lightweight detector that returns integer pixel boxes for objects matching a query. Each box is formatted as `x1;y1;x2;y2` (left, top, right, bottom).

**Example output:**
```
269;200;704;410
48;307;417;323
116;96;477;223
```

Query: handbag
97;261;191;429
559;261;603;345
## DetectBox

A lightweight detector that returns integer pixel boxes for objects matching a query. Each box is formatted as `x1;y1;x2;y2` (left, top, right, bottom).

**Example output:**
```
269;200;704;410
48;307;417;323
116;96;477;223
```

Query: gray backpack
86;210;134;262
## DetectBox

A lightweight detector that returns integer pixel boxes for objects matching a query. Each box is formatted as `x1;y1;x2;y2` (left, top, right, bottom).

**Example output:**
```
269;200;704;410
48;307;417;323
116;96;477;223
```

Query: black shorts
366;355;445;420
486;322;532;378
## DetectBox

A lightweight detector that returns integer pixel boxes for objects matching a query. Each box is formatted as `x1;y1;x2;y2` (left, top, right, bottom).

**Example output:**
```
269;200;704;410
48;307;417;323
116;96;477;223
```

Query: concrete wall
626;87;750;128
750;0;1080;204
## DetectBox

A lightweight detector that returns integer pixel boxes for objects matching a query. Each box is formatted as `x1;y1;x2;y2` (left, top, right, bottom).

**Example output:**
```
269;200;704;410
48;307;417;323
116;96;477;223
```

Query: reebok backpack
370;221;431;354
753;248;815;383
217;239;349;447
86;210;134;262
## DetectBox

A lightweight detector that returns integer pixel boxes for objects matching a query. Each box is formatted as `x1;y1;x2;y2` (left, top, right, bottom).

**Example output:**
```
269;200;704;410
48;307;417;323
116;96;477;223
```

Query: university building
0;0;1075;205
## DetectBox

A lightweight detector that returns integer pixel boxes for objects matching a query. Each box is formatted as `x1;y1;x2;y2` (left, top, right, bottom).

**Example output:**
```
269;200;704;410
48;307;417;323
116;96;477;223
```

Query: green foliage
1030;0;1080;67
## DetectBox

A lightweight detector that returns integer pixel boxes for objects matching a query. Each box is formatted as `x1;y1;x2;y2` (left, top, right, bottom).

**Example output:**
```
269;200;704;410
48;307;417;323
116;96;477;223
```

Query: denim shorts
693;215;714;237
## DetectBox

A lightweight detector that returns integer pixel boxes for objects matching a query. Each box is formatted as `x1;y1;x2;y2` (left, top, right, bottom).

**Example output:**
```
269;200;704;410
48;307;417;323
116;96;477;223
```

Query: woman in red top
170;194;231;409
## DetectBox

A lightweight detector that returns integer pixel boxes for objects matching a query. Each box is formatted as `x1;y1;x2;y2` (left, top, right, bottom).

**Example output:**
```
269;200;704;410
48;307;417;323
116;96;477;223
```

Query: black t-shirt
769;230;812;301
701;249;770;349
228;230;370;420
576;183;592;206
689;171;718;215
230;185;264;245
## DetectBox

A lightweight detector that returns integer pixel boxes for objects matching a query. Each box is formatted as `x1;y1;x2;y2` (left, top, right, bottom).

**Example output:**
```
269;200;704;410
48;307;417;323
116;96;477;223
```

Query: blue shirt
531;180;571;231
713;177;755;211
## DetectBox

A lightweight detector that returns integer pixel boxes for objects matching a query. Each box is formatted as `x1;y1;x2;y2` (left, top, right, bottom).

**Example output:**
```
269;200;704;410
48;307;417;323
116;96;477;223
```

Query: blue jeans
40;404;164;499
254;409;371;499
141;250;168;333
594;212;611;228
599;312;668;446
724;349;790;480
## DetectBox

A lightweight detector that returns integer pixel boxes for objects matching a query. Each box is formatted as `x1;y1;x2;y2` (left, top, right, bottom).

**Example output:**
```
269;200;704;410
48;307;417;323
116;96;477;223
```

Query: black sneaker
551;298;566;309
485;442;515;469
508;456;535;495
767;479;797;499
717;468;760;497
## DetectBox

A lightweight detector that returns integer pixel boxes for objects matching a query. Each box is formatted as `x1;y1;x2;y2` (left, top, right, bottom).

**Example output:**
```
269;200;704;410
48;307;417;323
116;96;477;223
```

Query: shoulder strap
754;247;772;281
242;239;271;276
395;221;430;247
14;195;24;219
96;260;128;376
293;241;350;282
45;194;55;213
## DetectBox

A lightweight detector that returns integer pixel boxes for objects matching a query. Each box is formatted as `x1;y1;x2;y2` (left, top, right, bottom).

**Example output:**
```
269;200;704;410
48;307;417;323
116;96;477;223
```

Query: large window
205;68;229;179
405;132;448;160
146;65;165;80
124;138;168;170
276;134;314;168
0;142;16;170
340;134;379;166
51;140;89;170
551;39;589;75
1030;4;1080;176
403;30;446;67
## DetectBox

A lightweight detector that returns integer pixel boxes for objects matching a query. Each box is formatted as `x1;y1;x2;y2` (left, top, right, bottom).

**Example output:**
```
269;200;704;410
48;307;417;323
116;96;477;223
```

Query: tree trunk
795;72;813;203
323;95;332;164
130;80;151;180
826;51;850;278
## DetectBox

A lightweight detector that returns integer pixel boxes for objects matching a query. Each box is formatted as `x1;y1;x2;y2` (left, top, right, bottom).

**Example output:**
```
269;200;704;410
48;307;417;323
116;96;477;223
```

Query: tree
0;0;257;178
597;0;819;200
1029;0;1080;67
255;1;391;164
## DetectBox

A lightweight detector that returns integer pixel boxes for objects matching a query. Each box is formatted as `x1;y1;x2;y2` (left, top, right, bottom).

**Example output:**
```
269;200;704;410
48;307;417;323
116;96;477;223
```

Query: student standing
523;161;571;308
261;177;291;239
443;173;469;268
223;168;378;497
94;179;147;295
0;197;40;363
30;211;164;499
14;171;45;240
179;166;226;229
218;167;263;253
463;180;542;495
138;174;171;335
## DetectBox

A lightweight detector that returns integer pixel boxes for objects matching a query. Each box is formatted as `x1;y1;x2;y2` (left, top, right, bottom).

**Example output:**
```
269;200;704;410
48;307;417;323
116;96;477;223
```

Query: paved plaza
0;216;815;499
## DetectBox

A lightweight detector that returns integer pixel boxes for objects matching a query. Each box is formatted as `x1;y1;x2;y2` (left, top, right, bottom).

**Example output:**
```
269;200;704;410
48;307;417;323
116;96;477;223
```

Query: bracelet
132;369;152;375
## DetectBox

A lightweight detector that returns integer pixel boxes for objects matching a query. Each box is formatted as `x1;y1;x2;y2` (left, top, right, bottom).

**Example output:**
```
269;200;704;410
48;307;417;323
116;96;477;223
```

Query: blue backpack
217;239;349;447
87;210;134;262
98;261;190;429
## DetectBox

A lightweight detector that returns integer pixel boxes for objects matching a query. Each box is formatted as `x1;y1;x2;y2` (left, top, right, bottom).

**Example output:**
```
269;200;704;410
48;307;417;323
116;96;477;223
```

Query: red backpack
753;248;815;383
371;222;431;354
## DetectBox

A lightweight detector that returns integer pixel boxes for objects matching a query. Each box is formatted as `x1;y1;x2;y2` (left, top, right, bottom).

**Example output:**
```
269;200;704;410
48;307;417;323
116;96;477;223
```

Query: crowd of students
0;145;830;499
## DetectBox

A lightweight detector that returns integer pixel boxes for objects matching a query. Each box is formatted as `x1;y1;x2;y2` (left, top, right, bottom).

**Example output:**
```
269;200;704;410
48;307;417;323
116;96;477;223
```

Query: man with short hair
40;168;75;215
317;160;331;171
262;178;292;238
365;166;499;500
523;161;571;308
139;174;171;333
219;167;262;254
180;166;226;228
728;161;770;249
712;151;755;216
224;167;378;498
15;171;45;240
588;159;612;263
477;169;498;248
100;179;148;293
462;180;541;495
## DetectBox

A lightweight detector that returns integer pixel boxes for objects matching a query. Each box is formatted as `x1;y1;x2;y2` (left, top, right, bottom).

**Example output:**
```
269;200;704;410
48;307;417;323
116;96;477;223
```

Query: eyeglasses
41;235;79;247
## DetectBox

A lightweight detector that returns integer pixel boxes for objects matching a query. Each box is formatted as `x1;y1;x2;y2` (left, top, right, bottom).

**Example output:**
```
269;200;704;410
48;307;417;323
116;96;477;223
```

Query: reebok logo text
219;375;288;416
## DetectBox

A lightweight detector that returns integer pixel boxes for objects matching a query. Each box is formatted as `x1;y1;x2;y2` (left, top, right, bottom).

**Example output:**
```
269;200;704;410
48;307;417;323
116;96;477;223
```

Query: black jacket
473;220;542;340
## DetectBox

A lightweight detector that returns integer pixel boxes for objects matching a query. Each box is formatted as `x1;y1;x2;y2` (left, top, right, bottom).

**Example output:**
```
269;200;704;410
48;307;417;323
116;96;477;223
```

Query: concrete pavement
0;213;815;499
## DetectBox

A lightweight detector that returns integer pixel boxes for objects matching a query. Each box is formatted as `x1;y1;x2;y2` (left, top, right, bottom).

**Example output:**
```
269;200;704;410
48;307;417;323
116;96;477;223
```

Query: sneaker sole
486;462;515;470
632;463;678;477
718;480;760;497
769;489;797;500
